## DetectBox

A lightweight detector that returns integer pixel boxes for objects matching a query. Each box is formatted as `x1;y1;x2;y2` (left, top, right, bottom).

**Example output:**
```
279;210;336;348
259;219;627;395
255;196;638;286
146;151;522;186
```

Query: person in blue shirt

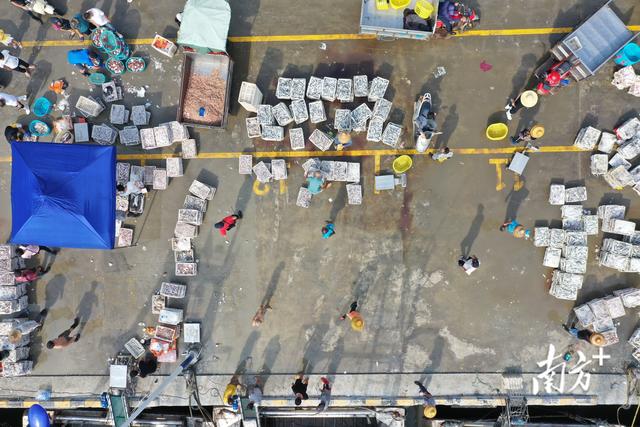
67;49;102;76
500;220;531;240
322;222;335;239
306;170;330;195
70;13;94;40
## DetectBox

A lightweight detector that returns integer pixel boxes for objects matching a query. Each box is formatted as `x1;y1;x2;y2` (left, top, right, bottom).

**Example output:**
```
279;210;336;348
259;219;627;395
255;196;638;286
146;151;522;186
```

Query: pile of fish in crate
597;205;640;273
0;245;33;376
75;88;197;158
611;65;640;98
572;289;640;348
171;179;215;277
581;116;640;192
245;74;402;150
535;184;592;300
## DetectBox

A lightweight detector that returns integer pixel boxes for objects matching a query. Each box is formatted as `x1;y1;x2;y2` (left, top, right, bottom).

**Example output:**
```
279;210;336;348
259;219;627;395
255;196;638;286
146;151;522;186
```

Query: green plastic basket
88;72;107;85
106;58;126;75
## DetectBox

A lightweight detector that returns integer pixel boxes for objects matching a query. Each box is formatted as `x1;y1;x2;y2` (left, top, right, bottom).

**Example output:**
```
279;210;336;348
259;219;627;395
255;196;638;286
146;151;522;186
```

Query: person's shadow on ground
504;185;530;223
460;204;484;258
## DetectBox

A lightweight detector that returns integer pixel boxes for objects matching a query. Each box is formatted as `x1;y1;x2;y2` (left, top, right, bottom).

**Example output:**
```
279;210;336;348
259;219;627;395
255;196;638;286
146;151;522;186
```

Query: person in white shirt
83;8;111;28
0;93;30;114
15;245;57;259
0;49;34;77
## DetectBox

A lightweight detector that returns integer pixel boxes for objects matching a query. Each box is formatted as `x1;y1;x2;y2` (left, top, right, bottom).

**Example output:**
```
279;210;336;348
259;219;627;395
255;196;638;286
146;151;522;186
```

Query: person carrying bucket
340;301;364;332
500;220;531;240
414;380;437;419
505;90;538;121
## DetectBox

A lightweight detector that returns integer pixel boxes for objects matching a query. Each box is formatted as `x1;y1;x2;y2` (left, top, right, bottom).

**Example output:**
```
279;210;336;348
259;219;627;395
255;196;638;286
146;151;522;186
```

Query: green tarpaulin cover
177;0;231;53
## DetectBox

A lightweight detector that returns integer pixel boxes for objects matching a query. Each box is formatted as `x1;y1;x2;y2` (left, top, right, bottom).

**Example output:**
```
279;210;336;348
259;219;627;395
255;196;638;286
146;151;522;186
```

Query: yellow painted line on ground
0;145;585;163
374;154;381;195
16;26;640;48
489;158;508;191
456;27;572;37
229;34;376;42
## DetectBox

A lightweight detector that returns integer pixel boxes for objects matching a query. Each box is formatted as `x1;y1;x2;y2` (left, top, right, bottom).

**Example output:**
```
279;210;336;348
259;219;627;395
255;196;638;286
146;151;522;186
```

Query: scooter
413;93;441;153
434;1;479;38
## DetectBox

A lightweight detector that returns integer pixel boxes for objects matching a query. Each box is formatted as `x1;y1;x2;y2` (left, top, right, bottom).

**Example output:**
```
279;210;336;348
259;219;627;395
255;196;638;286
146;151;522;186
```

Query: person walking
46;317;80;349
14;266;49;283
251;303;271;327
0;29;22;49
505;90;538;121
0;93;30;114
414;380;437;419
431;147;453;163
0;49;35;77
499;220;531;240
458;255;480;275
15;245;57;259
215;211;242;244
9;0;47;24
322;222;335;239
339;301;364;332
292;374;309;406
223;375;241;408
317;377;332;411
247;377;263;410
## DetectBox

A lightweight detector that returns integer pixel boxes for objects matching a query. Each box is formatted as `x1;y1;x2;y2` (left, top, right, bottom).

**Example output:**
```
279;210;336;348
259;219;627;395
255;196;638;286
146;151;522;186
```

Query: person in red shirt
14;266;49;283
214;211;243;243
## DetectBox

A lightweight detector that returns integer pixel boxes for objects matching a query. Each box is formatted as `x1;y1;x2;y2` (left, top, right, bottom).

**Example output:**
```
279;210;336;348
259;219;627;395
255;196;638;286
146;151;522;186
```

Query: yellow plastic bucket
486;123;509;141
415;0;434;18
389;0;411;9
393;155;413;174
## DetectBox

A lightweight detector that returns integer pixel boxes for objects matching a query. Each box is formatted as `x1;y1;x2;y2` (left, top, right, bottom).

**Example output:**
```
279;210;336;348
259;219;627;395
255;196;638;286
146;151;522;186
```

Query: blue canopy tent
10;142;116;249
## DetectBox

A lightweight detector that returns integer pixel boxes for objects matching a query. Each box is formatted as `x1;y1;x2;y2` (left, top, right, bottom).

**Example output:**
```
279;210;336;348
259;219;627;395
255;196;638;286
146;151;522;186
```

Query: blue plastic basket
615;43;640;66
32;97;52;117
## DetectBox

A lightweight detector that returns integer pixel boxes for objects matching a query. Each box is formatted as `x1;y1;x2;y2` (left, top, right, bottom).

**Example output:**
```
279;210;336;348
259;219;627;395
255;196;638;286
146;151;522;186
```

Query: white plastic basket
238;82;263;113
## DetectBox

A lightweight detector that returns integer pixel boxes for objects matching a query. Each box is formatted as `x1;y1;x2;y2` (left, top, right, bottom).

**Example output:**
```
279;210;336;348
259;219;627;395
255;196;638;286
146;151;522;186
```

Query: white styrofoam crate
238;81;263;112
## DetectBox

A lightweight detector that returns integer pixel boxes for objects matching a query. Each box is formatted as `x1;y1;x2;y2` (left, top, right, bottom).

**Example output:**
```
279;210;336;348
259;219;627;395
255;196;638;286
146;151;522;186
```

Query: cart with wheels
360;0;438;40
534;0;638;85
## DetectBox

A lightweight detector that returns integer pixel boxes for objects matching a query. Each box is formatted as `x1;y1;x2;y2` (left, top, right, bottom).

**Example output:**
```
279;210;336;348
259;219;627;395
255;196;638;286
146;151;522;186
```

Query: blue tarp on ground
10;142;116;249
